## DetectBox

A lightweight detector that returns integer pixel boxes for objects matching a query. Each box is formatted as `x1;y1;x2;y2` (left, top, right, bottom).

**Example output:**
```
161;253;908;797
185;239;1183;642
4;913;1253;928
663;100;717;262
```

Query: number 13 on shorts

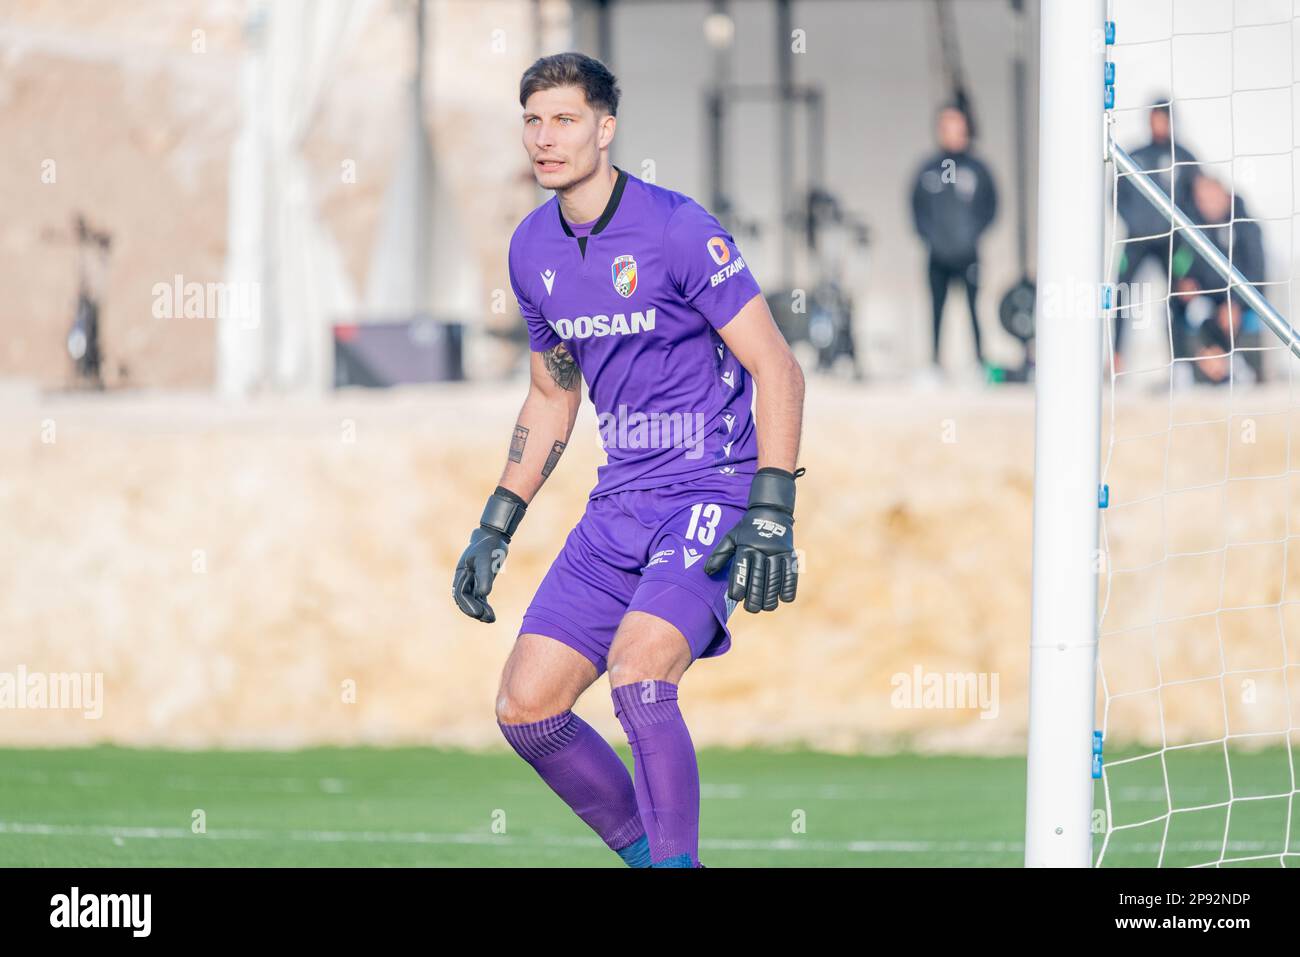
685;503;723;546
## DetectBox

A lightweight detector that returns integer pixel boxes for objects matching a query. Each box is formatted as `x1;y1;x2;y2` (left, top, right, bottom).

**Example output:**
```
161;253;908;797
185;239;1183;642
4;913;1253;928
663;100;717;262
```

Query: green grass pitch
0;745;1292;866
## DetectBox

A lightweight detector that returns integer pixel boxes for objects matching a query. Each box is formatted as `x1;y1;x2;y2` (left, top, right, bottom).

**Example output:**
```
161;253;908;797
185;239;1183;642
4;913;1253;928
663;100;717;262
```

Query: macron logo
541;269;556;295
683;547;703;569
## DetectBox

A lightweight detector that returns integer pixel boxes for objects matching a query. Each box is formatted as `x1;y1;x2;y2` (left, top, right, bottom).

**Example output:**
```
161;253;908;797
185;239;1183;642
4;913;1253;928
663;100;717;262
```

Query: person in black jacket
1114;101;1198;368
1175;173;1267;384
910;105;998;372
1178;174;1266;304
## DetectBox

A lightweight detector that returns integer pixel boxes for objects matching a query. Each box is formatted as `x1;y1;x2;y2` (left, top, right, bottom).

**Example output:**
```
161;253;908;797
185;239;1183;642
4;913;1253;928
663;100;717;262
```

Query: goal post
1024;0;1108;869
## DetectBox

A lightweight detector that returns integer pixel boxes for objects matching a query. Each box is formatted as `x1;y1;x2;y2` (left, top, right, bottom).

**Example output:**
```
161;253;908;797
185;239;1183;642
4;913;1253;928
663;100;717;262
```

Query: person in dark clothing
1175;173;1267;384
1113;101;1198;367
1178;174;1266;305
910;104;998;371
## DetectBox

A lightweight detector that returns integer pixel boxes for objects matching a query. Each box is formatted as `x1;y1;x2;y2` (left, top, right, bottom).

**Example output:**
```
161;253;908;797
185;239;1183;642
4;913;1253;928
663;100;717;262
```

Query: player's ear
597;113;616;150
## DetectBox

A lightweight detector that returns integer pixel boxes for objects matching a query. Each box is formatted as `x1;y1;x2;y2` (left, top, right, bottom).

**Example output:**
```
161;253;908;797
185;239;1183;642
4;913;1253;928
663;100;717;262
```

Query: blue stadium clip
1093;730;1103;754
1105;21;1115;45
1092;731;1104;779
1098;483;1109;509
1102;284;1113;310
1104;62;1115;85
1104;85;1115;110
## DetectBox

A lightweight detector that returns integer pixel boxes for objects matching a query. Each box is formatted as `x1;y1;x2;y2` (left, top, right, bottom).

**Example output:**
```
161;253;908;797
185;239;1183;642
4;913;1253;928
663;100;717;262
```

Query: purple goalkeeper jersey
508;167;763;499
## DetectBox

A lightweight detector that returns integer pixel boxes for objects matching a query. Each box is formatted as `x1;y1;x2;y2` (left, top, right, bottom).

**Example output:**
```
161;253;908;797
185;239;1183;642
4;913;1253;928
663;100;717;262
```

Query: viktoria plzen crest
611;255;638;298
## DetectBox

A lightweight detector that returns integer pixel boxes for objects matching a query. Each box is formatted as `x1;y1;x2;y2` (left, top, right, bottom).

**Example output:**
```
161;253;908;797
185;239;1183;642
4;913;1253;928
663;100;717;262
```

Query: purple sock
611;680;700;866
498;710;645;853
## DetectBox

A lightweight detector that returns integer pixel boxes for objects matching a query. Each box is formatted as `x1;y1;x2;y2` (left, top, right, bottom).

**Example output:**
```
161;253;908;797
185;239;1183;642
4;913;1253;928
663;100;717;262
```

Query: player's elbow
753;348;805;397
788;354;806;400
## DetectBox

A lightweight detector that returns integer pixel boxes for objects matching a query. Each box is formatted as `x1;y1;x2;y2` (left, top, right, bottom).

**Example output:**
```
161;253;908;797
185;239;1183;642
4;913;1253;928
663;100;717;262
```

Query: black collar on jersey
558;166;628;258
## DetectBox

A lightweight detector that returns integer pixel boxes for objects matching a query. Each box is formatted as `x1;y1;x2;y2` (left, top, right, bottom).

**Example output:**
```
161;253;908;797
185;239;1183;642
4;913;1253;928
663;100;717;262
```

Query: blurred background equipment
66;214;113;390
764;187;868;378
332;317;463;387
992;0;1035;383
701;0;868;379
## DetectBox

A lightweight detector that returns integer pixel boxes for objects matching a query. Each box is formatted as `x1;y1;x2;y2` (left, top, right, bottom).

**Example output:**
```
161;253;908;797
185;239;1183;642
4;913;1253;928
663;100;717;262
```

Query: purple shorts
519;474;751;675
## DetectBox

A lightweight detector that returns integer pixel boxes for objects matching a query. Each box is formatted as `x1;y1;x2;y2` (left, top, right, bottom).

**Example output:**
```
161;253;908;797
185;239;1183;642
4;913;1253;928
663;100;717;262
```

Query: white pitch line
0;821;1289;857
3;769;1007;802
0;821;1011;854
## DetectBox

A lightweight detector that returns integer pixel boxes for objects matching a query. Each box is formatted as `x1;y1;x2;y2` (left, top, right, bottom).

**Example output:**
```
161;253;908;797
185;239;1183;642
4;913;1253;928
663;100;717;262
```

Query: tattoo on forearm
542;440;566;478
544;343;579;391
509;424;528;463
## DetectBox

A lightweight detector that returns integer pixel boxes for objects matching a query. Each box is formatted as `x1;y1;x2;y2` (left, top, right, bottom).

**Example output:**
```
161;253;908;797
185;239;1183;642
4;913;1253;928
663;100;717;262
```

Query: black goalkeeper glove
452;486;528;624
703;466;806;613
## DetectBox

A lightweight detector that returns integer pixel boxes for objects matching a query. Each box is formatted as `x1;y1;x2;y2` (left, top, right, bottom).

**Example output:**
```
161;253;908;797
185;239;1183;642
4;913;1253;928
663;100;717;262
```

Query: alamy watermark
50;887;150;937
890;665;999;720
597;404;708;460
1038;278;1165;327
0;665;103;719
152;274;260;328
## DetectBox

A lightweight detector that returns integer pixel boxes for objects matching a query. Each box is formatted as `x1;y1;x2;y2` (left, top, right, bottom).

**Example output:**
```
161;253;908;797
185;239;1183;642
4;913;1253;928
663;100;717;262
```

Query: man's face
1150;109;1170;143
936;108;969;152
1194;175;1231;223
522;85;614;191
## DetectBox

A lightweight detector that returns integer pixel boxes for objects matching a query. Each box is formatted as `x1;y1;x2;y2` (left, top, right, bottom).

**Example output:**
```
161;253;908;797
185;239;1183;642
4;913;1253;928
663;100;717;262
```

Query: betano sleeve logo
706;235;747;289
706;236;731;266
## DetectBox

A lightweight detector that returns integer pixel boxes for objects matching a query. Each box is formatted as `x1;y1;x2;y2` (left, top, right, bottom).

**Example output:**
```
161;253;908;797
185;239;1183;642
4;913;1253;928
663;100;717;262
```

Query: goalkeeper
452;53;807;869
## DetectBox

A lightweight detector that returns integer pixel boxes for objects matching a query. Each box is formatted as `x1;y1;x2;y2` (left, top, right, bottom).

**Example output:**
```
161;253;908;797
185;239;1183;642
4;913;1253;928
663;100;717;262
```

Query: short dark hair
519;52;621;117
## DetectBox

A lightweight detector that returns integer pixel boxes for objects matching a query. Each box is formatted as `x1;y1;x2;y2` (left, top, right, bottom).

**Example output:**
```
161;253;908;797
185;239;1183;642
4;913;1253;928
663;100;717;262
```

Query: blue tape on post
1104;86;1115;109
1105;21;1115;44
1099;483;1109;509
1104;62;1115;84
1092;731;1104;779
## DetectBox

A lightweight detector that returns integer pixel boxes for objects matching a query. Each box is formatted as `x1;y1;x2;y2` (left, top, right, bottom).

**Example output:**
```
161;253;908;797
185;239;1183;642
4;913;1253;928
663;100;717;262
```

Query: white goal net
1096;0;1300;867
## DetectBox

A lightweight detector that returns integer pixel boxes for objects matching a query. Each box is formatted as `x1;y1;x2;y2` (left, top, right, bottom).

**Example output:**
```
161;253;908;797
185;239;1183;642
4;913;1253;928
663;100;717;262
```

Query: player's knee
494;678;572;725
607;650;664;686
494;633;596;725
495;688;542;726
607;615;689;685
